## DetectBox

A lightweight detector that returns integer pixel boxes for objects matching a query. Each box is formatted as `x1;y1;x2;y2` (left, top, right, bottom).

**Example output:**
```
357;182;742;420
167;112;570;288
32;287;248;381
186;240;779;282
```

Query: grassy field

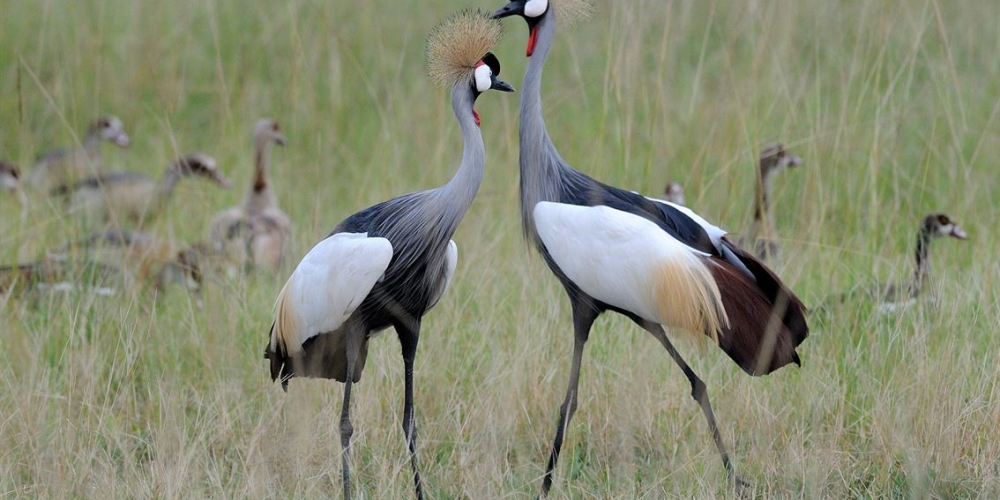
1;0;998;497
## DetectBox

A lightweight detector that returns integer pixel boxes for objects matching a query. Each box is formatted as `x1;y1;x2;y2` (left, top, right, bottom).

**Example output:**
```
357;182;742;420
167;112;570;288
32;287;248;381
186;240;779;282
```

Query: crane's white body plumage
271;233;393;355
534;202;728;336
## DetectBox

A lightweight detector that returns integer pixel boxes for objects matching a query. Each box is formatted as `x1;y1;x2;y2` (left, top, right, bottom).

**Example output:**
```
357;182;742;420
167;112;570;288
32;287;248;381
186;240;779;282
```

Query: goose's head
759;142;803;178
663;181;685;206
173;153;231;188
1;160;21;191
254;119;287;147
923;213;968;241
89;115;130;148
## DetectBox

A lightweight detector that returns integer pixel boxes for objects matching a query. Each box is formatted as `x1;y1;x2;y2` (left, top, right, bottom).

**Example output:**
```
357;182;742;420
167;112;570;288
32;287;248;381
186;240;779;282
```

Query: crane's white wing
534;202;728;335
270;232;393;355
644;196;728;248
427;240;458;310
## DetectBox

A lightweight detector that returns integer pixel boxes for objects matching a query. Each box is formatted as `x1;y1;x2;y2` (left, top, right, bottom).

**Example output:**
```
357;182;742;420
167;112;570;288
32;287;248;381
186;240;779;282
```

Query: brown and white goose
0;259;121;296
48;229;205;303
873;213;968;312
208;119;290;273
29;115;130;191
662;181;686;206
744;142;803;261
1;160;20;192
53;153;230;227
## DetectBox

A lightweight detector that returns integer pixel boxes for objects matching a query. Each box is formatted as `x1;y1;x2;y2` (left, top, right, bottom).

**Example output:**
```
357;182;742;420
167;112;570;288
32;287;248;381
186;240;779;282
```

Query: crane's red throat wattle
473;109;481;127
526;24;540;56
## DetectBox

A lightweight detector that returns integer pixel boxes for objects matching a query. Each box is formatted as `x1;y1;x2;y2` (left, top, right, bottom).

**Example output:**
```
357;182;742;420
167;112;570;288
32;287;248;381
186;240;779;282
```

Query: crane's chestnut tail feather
709;239;808;375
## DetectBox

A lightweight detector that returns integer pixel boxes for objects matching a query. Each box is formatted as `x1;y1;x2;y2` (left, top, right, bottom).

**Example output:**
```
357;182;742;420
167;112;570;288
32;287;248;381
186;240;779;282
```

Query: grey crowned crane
263;11;512;500
491;0;809;495
744;142;804;261
208;119;291;273
52;153;230;228
29;115;130;191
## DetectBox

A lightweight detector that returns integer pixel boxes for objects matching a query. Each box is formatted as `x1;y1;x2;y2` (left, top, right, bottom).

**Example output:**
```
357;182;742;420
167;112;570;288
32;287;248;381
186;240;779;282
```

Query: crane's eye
473;63;492;93
525;0;549;18
272;122;280;132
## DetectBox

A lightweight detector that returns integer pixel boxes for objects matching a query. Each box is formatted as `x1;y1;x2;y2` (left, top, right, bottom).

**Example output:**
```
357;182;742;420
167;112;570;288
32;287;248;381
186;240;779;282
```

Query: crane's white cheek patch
474;65;492;93
525;0;548;17
533;202;727;335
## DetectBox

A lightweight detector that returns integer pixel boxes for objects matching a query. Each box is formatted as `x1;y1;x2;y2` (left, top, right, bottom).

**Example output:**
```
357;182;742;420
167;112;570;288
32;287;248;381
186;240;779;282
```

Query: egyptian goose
29;115;130;191
53;153;230;227
744;142;803;261
208;119;290;272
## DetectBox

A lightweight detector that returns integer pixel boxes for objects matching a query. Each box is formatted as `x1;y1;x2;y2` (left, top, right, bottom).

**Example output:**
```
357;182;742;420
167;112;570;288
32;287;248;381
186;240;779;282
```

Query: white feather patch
270;233;393;354
428;240;458;310
645;196;728;248
534;202;727;336
474;64;492;93
525;0;548;18
534;202;728;336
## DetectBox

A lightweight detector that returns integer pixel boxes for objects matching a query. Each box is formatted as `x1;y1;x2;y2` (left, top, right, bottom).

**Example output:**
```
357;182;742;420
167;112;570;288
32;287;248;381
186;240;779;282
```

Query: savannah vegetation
0;0;997;497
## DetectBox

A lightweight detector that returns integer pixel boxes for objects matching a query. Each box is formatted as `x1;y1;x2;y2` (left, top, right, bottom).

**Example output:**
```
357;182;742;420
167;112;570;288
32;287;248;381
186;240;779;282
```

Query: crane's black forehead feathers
482;52;502;76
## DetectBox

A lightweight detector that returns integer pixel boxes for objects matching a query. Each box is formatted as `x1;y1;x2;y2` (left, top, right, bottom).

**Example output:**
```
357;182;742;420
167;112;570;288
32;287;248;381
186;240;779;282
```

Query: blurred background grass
1;0;998;497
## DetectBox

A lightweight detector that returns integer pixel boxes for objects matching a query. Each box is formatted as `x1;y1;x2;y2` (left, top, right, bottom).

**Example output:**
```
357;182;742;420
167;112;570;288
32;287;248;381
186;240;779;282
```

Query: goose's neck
245;138;277;213
519;10;569;240
431;83;485;235
913;229;933;291
154;168;183;211
752;169;776;237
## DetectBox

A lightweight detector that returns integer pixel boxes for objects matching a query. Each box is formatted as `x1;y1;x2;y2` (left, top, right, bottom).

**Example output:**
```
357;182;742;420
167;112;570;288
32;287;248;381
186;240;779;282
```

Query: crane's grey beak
492;78;515;93
788;154;803;167
275;134;287;147
491;2;521;19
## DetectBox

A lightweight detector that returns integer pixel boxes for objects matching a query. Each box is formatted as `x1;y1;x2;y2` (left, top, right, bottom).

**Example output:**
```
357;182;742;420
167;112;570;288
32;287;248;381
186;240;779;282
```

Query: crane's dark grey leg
396;321;425;500
541;301;598;498
338;329;364;500
642;322;749;492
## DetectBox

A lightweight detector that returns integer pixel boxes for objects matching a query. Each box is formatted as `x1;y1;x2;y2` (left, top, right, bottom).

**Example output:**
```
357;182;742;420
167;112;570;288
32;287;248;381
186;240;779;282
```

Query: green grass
2;0;999;497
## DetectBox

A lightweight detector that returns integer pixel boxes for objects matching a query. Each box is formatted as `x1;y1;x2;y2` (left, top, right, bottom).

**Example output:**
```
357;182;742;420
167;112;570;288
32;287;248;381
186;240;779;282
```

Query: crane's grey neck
427;82;485;234
245;136;278;213
519;9;573;242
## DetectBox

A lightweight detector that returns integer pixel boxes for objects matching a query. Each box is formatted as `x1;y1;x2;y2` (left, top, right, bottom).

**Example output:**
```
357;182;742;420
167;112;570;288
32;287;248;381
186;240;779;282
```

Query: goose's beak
113;132;130;148
788;154;803;167
950;225;968;240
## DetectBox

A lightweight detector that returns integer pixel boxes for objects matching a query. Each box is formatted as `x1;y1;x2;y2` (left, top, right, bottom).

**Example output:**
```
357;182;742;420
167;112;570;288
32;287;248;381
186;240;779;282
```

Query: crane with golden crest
263;10;512;499
491;0;809;495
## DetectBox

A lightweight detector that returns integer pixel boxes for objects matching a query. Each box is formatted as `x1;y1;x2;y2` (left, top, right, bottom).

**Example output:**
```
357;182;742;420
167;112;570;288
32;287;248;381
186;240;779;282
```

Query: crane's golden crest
550;0;593;25
427;10;503;87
